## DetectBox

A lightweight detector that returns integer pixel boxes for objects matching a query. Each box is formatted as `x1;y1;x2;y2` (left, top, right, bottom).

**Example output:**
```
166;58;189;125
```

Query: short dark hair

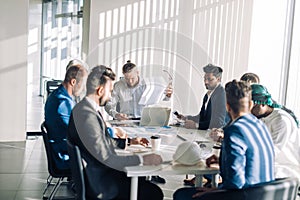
86;65;116;95
122;60;136;74
240;72;260;84
203;64;223;78
225;80;252;114
64;62;87;84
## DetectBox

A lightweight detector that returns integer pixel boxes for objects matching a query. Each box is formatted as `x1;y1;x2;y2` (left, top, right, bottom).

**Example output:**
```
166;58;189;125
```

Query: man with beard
251;84;300;181
105;60;172;120
177;64;228;130
67;65;164;200
44;59;88;170
177;64;228;186
104;60;171;184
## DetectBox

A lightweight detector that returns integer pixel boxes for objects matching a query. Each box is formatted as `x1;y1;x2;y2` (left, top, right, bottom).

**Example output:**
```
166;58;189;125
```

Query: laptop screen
139;107;171;127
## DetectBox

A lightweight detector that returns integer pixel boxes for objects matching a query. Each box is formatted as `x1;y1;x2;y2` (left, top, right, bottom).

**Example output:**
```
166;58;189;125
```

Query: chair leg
48;177;64;200
43;175;53;196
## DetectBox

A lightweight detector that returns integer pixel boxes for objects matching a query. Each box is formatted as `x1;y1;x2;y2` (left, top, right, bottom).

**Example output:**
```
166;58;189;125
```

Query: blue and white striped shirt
220;114;275;189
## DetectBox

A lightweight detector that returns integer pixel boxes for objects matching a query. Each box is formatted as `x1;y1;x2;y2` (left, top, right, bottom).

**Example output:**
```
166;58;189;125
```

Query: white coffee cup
150;135;161;151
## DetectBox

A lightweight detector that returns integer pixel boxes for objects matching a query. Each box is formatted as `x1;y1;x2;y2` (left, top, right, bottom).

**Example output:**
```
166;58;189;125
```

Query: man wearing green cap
251;84;300;181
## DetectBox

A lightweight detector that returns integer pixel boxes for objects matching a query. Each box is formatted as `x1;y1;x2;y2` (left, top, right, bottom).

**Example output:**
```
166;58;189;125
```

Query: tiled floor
0;135;188;200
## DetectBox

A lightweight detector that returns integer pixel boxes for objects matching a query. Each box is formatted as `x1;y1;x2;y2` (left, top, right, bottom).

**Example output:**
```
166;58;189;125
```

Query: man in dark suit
178;64;228;186
179;63;228;130
67;65;164;200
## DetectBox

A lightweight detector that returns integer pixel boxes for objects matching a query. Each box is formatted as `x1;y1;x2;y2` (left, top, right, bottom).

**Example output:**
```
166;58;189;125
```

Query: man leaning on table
104;60;172;184
173;80;275;200
67;65;164;200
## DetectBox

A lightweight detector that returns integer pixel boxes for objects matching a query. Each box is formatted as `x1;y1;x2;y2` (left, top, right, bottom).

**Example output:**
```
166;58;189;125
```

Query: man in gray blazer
67;65;164;200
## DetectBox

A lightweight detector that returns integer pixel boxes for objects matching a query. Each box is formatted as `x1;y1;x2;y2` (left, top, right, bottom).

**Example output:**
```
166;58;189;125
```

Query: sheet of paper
139;77;167;105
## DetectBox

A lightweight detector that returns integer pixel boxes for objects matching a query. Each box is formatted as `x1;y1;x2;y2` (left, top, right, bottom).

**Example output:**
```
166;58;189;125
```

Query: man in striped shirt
174;80;275;199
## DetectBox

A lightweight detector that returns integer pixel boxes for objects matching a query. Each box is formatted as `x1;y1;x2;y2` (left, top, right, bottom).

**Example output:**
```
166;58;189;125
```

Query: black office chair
46;80;63;97
41;122;72;200
196;177;299;200
67;140;86;200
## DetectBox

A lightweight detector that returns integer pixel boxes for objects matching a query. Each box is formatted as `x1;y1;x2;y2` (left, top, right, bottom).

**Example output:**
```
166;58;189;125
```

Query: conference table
112;124;220;200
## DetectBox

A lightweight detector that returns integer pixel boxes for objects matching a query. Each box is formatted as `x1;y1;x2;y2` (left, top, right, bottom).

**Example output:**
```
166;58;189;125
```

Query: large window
40;0;83;96
286;0;300;117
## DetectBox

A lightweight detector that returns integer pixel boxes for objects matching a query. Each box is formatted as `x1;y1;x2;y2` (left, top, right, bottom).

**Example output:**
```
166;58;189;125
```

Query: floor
3;72;187;200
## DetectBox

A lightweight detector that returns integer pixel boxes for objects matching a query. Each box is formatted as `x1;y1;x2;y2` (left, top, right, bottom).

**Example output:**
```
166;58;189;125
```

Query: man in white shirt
105;60;172;120
251;84;300;181
104;60;172;184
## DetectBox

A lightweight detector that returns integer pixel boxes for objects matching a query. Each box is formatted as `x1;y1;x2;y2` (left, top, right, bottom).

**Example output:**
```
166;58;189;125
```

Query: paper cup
150;135;161;151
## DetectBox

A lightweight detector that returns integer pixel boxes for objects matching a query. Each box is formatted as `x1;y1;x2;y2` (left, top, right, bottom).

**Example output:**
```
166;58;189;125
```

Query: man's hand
184;119;197;129
165;84;173;98
206;154;219;167
142;154;163;165
209;128;224;142
130;137;149;147
115;113;129;120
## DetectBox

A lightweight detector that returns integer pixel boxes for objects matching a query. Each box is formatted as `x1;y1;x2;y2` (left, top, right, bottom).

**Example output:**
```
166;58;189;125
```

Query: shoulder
71;99;98;124
226;115;260;133
114;79;127;89
211;85;225;102
266;108;295;128
212;84;225;96
216;84;225;93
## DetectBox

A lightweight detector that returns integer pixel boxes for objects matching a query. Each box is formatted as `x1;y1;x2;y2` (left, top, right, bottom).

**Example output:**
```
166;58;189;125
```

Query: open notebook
139;106;171;127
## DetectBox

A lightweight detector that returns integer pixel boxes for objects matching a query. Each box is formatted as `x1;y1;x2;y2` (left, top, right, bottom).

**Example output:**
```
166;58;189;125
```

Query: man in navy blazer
67;65;163;200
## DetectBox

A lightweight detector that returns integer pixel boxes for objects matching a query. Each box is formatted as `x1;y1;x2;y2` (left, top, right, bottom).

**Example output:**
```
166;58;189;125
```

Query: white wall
0;0;28;141
83;0;253;116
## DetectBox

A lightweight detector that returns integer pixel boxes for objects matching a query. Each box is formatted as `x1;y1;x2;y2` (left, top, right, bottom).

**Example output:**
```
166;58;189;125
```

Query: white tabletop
114;126;220;200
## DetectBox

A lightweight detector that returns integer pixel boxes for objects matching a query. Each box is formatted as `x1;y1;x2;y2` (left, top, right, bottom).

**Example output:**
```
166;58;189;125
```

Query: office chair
46;80;63;97
67;140;86;200
42;79;63;103
196;177;299;200
41;122;72;200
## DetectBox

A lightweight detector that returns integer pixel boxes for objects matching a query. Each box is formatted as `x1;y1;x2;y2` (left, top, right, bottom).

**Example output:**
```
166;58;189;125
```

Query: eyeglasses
203;77;216;82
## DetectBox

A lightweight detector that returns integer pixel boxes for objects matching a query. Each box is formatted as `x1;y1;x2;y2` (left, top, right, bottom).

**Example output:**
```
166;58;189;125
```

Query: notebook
139;106;171;127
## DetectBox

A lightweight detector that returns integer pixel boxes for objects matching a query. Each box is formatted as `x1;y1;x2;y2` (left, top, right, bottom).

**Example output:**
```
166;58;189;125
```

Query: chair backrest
198;177;299;200
46;80;62;97
67;140;86;200
41;122;71;178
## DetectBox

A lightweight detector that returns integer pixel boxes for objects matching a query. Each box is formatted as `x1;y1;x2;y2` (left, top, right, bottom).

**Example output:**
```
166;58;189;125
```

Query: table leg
130;177;138;200
212;174;218;187
194;175;203;187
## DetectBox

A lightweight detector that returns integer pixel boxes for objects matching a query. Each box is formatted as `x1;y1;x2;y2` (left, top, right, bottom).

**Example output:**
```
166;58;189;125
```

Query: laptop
139;106;171;127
